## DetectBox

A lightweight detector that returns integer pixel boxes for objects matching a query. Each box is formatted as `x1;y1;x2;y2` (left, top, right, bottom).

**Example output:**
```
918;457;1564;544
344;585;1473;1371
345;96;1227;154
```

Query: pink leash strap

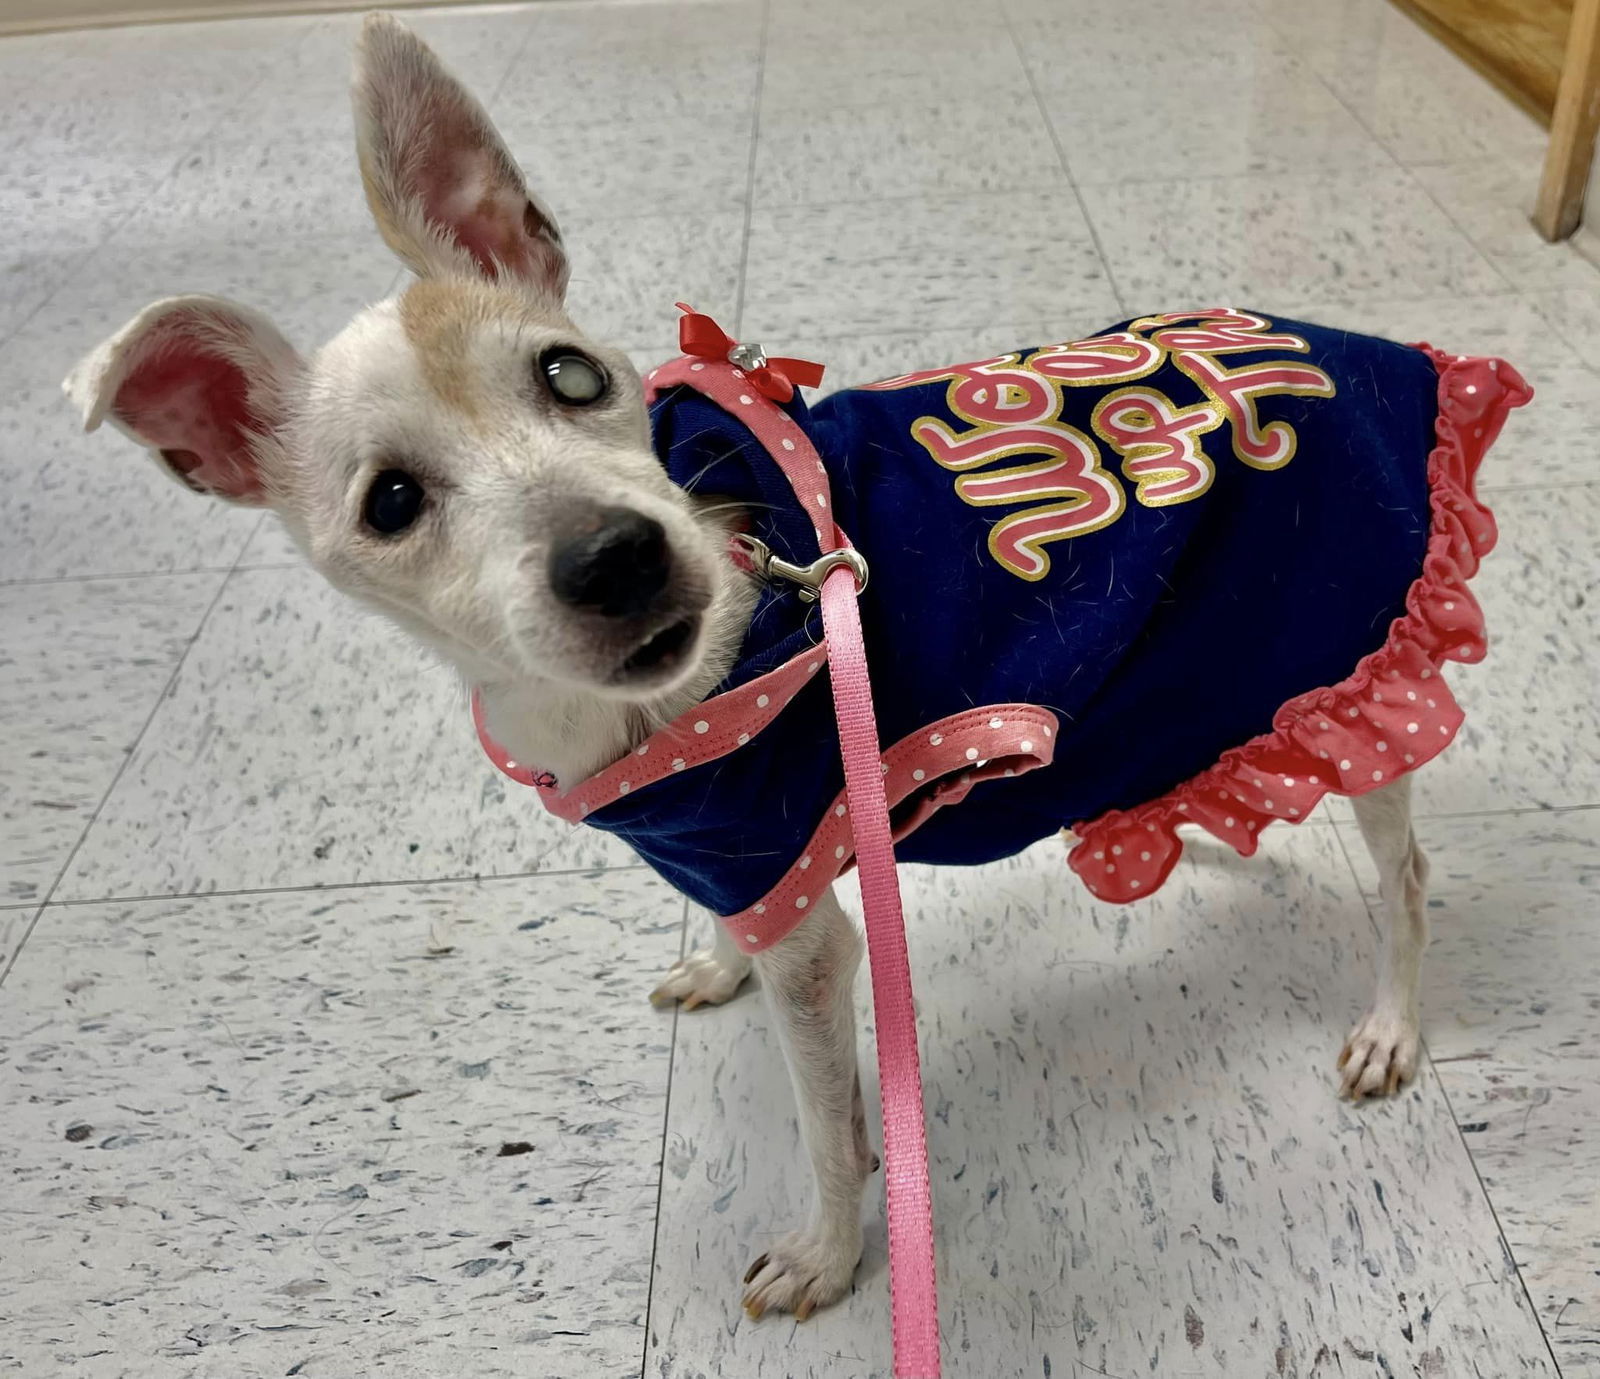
819;563;942;1378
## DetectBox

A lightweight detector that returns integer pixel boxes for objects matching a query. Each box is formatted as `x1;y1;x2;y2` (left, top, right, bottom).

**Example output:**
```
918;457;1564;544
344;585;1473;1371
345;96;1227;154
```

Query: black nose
549;507;671;618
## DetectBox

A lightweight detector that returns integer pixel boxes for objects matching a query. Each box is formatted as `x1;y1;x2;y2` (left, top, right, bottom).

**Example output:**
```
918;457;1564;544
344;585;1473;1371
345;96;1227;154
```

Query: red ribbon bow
675;302;824;404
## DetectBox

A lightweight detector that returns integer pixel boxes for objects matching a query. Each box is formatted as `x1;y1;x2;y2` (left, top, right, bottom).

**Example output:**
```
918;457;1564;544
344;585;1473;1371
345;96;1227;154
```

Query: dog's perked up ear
353;11;568;299
62;294;301;505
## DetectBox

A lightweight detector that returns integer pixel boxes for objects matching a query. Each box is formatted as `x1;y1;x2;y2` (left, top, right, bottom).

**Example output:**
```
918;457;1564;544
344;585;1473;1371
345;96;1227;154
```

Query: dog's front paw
649;946;753;1011
743;1226;862;1322
1338;1007;1421;1099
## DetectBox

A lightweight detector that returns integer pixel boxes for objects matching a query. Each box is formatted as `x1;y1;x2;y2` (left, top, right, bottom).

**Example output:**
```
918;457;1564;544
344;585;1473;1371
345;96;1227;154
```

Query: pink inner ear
416;142;539;281
404;113;563;290
113;336;264;500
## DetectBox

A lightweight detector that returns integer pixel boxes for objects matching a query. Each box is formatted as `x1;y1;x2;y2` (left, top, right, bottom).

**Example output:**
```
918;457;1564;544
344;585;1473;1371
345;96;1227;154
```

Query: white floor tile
493;36;758;126
237;515;309;569
0;869;684;1378
35;10;315;74
742;190;1119;339
0;16;318;163
1012;0;1292;69
192;25;367;150
56;566;635;903
0;146;187;336
762;27;1028;113
1270;0;1547;167
109;138;375;252
1413;159;1600;295
769;0;1002;45
509;110;753;218
754;96;1061;207
523;0;762;55
203;7;536;152
4;147;184;256
649;832;1556;1376
1042;57;1390;186
0;575;221;909
0;262;61;347
1335;809;1600;1372
1081;165;1508;308
1531;276;1600;370
0;28;72;93
564;206;746;358
1256;0;1397;52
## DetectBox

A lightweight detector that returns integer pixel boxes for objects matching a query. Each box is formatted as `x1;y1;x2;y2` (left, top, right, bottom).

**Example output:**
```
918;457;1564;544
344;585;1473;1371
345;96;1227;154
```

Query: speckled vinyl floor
1;1;1597;1375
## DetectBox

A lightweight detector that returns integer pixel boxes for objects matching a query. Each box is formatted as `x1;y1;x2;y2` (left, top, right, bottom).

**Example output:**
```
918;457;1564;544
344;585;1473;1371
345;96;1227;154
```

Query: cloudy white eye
541;350;608;406
364;469;425;535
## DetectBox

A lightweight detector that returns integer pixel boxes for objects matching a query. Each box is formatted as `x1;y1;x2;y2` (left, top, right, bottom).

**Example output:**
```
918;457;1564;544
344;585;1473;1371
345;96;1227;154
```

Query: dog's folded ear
63;295;301;506
353;12;568;300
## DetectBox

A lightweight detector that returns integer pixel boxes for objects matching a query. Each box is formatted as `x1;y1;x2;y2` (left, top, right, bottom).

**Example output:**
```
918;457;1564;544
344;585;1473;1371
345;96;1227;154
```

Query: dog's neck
475;569;763;786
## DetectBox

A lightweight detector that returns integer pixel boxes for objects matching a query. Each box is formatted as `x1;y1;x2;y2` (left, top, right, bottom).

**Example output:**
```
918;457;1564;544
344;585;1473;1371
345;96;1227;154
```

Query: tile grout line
0;146;189;354
1282;7;1599;318
1352;798;1600;827
999;0;1128;316
731;0;772;338
0;513;265;987
639;893;691;1379
1326;808;1383;938
1327;811;1569;1376
1430;1065;1569;1378
1526;295;1600;375
20;801;1600;913
1296;34;1524;299
483;9;546;110
0;563;270;590
1;18;588;950
0;14;326;357
27;860;655;913
0;566;236;985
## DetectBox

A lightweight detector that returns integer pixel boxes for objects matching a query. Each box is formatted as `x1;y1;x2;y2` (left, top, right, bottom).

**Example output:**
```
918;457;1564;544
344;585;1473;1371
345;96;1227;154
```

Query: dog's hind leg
1340;775;1430;1099
650;918;753;1010
742;886;872;1321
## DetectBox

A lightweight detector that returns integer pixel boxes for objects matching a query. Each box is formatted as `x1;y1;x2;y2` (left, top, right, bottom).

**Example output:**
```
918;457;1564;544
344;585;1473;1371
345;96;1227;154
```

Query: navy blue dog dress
477;308;1530;953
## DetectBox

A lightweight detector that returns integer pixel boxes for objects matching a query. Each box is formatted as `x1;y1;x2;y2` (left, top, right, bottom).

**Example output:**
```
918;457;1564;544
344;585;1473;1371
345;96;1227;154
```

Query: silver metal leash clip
727;341;769;372
733;534;869;604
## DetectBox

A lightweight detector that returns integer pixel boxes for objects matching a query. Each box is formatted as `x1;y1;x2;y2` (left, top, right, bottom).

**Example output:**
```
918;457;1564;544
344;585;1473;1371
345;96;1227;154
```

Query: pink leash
641;306;941;1373
818;562;942;1378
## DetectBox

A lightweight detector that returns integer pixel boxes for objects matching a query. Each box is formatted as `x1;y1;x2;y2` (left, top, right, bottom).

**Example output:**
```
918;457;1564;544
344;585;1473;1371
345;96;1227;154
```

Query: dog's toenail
744;1254;769;1285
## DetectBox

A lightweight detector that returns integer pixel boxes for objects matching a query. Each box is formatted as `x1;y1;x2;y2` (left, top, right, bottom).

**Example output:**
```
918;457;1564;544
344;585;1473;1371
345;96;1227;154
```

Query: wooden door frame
1535;0;1600;240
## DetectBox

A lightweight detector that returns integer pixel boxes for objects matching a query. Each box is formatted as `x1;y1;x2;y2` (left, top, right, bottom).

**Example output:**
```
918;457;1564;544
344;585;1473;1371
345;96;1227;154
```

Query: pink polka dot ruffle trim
1067;345;1532;902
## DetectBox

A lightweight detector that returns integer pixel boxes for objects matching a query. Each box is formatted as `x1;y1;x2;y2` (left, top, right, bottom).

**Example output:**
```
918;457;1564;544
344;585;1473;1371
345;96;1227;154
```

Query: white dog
67;14;1528;1324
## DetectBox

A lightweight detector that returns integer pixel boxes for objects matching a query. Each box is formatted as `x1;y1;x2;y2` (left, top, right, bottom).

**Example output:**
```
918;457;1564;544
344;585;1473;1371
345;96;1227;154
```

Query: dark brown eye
364;469;425;535
541;350;607;406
